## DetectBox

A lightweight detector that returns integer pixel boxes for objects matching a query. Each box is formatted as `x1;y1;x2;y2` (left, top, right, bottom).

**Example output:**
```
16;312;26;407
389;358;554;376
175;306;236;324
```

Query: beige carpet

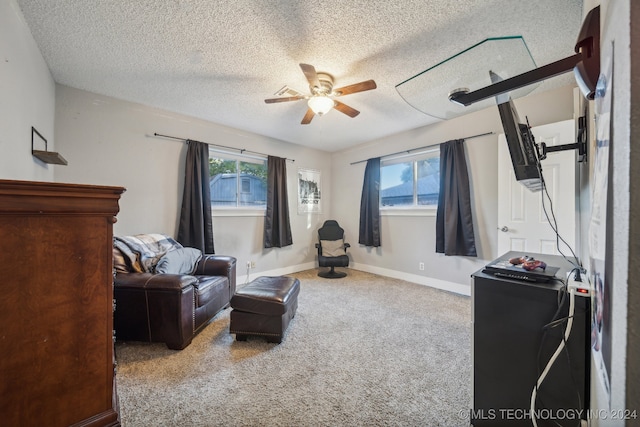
115;269;471;426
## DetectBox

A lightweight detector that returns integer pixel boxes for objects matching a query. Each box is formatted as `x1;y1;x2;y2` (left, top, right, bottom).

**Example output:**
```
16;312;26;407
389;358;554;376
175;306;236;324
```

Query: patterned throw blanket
114;233;183;273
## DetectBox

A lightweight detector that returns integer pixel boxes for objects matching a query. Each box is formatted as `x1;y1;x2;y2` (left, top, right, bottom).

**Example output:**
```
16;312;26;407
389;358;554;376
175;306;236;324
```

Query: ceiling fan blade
301;108;315;125
265;95;306;104
300;63;321;90
333;79;377;96
333;101;360;118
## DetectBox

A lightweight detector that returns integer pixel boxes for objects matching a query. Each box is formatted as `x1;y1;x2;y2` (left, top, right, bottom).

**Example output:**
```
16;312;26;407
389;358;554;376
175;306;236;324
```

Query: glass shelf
395;36;540;120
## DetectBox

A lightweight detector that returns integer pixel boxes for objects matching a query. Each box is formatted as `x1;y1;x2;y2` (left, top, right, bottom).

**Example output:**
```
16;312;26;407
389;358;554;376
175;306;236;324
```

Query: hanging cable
530;286;577;427
528;117;583;273
526;116;590;426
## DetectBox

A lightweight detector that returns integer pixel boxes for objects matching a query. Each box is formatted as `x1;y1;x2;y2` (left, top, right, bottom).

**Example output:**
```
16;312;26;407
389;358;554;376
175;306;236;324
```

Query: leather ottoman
229;276;300;343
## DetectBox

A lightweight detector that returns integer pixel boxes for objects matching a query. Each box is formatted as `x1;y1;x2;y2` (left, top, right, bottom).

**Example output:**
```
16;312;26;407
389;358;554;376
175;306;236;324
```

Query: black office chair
315;220;350;278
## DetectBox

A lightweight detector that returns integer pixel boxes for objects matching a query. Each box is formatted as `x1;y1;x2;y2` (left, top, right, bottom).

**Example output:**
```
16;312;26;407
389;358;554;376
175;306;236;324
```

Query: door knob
498;226;509;232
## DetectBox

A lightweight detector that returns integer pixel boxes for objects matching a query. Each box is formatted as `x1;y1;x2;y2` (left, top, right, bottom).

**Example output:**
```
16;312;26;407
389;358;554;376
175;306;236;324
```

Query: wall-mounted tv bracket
538;114;588;163
449;6;600;106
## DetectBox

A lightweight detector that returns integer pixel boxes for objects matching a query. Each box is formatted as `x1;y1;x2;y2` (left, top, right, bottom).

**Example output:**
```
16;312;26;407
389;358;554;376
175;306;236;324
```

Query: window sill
381;207;437;217
212;208;266;217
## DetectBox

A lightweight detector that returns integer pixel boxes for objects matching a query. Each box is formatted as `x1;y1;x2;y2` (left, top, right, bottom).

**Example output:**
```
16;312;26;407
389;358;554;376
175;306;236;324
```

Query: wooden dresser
0;180;125;427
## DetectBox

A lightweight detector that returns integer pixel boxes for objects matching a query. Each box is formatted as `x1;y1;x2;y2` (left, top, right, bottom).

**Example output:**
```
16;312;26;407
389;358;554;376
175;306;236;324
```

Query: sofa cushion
320;239;346;257
155;248;203;275
194;276;229;308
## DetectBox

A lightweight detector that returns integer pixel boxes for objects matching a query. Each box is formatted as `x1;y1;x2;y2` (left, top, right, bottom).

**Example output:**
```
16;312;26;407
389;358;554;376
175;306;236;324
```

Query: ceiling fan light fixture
308;95;335;115
265;63;376;123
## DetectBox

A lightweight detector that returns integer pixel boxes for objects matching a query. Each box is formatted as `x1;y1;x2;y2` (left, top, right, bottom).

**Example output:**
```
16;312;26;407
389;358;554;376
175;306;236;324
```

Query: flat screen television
497;98;543;192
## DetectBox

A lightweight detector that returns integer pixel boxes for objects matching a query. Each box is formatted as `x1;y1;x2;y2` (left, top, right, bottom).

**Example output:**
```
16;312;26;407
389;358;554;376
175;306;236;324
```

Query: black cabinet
471;252;590;426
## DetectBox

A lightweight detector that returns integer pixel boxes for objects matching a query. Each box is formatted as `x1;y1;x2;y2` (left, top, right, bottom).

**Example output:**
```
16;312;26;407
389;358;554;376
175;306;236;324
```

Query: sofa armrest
194;255;237;295
114;272;197;350
114;272;198;291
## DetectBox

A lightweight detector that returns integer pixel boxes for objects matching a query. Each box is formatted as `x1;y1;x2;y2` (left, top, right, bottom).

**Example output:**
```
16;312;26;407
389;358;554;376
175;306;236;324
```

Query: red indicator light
577;288;589;294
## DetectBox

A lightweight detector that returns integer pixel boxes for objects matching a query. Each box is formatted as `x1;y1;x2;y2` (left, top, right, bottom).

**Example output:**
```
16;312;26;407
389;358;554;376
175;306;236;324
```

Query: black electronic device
483;251;560;283
496;98;543;192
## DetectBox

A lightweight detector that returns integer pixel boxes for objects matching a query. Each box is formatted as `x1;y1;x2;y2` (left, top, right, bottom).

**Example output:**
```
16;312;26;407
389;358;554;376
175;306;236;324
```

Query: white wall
628;0;640;416
54;85;332;276
0;0;56;181
51;83;576;294
628;1;640;416
583;0;635;424
331;85;576;291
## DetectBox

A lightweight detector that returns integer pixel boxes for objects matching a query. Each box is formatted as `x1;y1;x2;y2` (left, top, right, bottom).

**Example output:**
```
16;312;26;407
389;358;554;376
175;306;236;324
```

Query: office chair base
318;268;347;279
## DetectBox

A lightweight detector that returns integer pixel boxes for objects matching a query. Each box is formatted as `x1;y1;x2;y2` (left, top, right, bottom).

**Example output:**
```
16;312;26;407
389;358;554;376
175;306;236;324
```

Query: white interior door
497;120;576;256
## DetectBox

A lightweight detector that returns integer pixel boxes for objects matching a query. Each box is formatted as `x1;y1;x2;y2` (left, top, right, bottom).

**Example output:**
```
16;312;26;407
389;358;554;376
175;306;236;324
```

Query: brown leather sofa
113;240;236;350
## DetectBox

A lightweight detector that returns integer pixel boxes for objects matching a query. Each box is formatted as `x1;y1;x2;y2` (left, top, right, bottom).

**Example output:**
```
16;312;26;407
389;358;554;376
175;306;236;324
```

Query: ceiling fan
264;63;377;124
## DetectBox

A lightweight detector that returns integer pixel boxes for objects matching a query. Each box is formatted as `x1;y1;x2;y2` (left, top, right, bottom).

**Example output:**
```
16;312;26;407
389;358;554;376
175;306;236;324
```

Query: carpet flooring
115;269;472;426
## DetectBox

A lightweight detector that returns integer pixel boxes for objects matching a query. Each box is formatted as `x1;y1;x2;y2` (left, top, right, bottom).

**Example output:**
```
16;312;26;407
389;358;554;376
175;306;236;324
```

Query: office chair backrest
318;220;344;241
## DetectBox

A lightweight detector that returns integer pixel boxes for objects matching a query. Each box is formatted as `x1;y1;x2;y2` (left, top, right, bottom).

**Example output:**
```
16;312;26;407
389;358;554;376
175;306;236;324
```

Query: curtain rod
153;133;295;162
349;131;494;165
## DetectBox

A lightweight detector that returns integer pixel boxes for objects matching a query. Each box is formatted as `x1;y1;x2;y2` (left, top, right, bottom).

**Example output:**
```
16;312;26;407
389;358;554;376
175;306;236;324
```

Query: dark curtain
436;139;477;256
359;157;381;247
177;140;215;253
264;155;293;248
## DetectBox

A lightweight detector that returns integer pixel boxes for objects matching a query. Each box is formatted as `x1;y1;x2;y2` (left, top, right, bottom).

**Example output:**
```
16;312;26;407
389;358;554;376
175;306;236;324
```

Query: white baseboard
238;261;470;296
237;261;316;286
350;263;471;296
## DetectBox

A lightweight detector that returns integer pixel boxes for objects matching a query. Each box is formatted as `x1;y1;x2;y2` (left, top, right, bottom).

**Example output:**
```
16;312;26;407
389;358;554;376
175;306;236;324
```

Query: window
208;150;267;208
380;150;440;209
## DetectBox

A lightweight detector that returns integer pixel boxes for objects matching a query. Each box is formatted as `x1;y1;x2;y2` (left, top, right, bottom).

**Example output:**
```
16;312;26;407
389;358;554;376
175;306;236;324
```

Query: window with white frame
380;150;440;208
208;149;267;208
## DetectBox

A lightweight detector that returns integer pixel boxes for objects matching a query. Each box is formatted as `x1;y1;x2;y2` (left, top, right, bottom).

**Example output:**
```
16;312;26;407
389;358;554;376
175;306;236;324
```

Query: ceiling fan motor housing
313;72;334;95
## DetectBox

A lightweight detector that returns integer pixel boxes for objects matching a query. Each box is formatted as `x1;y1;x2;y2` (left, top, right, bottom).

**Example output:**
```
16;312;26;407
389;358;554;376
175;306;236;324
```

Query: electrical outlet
250;261;256;269
419;262;425;271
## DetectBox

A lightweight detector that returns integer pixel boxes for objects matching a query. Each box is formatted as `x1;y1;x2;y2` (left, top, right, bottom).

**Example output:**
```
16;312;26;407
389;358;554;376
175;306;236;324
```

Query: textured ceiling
16;0;584;152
